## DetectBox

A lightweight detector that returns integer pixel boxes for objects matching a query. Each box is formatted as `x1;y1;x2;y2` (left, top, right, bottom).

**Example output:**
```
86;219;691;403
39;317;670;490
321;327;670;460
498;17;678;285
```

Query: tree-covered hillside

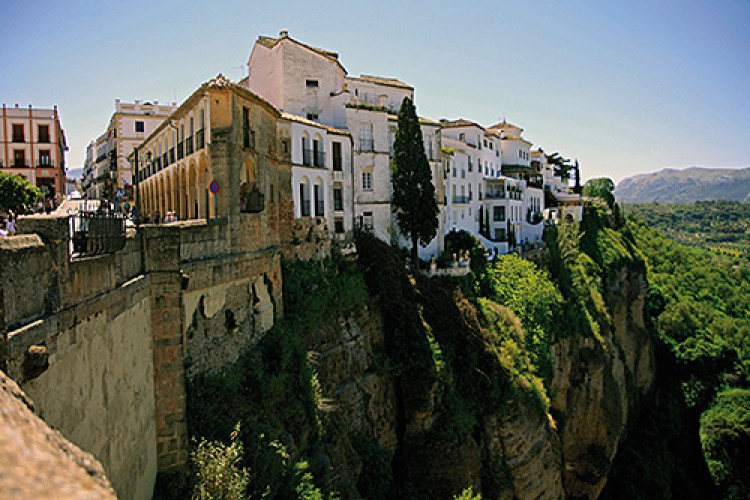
624;201;750;263
602;211;750;499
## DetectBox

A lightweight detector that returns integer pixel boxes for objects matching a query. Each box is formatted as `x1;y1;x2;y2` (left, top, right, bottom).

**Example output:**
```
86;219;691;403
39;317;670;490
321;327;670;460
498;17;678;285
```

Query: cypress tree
392;97;439;268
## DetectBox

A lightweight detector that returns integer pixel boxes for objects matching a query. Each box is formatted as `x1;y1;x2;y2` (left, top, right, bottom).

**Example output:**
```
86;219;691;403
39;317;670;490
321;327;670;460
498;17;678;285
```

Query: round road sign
209;180;220;194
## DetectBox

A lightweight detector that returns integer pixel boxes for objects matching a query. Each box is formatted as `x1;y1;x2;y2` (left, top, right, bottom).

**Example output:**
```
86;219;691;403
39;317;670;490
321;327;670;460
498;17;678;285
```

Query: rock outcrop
0;370;116;499
551;267;655;497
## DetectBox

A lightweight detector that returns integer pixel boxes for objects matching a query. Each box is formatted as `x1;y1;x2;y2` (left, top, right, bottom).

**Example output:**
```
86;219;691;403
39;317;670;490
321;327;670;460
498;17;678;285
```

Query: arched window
313;177;324;216
299;177;311;217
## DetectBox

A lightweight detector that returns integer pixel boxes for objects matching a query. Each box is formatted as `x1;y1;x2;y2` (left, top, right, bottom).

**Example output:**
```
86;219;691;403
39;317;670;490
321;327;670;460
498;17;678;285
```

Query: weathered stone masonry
0;81;332;498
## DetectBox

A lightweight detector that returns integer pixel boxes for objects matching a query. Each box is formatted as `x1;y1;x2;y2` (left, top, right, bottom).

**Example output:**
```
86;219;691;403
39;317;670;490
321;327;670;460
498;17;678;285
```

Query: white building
281;113;354;240
246;30;444;257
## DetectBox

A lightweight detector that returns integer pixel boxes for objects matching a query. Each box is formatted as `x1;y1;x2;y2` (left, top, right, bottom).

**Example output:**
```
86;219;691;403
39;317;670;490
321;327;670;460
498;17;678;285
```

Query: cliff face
185;231;657;499
551;267;655;497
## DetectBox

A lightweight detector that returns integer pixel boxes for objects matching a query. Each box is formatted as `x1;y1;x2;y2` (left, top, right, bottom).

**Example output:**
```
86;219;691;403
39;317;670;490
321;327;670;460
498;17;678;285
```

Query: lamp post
133;147;151;231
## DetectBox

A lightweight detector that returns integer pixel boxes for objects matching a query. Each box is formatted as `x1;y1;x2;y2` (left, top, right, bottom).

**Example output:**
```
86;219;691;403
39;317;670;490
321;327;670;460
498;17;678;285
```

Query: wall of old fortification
1;208;306;498
1;217;157;500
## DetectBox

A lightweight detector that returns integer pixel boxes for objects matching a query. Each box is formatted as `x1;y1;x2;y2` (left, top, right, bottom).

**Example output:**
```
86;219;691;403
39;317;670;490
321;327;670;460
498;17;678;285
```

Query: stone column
144;225;188;472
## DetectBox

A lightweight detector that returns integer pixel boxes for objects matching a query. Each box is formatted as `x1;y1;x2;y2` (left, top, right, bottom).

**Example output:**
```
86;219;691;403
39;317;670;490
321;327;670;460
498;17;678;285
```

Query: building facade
83;100;176;202
0;103;68;199
246;30;444;256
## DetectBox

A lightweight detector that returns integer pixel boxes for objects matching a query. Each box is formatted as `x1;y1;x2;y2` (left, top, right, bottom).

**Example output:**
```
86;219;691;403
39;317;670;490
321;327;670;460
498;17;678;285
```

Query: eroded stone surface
0;370;116;499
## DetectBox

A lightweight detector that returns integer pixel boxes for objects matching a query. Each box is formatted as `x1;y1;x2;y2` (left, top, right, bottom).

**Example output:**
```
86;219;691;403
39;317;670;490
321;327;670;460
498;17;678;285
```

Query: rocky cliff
184;217;657;498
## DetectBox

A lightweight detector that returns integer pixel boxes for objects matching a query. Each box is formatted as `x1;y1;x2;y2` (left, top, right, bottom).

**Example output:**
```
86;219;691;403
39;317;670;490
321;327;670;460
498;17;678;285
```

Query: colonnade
138;152;215;221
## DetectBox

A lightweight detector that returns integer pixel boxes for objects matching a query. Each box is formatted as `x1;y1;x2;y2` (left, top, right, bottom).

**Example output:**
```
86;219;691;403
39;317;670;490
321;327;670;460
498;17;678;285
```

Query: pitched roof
280;112;350;135
351;74;413;90
255;33;346;73
488;120;523;132
439;118;485;130
501;134;533;145
388;113;441;126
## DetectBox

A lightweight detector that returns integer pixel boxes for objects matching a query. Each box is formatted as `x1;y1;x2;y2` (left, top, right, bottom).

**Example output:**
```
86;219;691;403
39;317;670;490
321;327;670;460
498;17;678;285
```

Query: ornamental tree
392;97;439;268
0;172;43;211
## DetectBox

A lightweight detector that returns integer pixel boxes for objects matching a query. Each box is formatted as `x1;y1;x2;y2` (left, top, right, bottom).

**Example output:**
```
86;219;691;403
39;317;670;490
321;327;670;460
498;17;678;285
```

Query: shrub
192;423;250;499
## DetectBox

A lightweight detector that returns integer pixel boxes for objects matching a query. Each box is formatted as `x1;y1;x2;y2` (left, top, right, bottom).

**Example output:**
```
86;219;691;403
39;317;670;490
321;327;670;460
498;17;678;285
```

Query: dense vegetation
176;186;749;498
589;194;748;499
625;201;750;263
178;256;370;499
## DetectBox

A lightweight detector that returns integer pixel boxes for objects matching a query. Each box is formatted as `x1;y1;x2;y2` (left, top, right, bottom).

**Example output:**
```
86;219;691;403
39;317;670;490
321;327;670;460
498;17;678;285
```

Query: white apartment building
281;113;354;240
83;99;176;202
246;30;444;257
0;103;68;199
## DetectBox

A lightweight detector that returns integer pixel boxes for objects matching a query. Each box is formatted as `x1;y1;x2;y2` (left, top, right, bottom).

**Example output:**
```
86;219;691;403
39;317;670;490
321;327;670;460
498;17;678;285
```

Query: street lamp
133;147;151;230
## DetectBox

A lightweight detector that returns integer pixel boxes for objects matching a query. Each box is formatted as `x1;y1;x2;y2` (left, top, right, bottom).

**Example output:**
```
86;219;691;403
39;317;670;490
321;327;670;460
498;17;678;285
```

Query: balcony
302;148;326;167
359;138;374;152
196;129;205;149
452;195;471;204
485;192;506;199
12;135;25;143
12;162;30;168
36;161;55;168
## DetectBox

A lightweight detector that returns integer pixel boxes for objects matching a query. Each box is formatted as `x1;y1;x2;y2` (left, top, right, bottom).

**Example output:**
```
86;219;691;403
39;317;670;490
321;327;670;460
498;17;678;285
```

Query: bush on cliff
187;255;368;499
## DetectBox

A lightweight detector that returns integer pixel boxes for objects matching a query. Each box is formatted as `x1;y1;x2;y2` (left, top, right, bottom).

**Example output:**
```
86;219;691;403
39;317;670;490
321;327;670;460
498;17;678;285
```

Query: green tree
0;172;42;211
583;177;616;208
392;96;439;268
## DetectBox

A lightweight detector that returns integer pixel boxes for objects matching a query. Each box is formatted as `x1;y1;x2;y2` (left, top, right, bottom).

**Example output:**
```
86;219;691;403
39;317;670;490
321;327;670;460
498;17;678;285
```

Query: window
12;124;24;143
313;139;322;167
306;113;319;121
243;107;251;148
13;150;25;167
39;150;51;166
333;186;343;211
493;206;505;221
332;141;342;171
314;184;324;216
306;79;319;88
362;211;373;230
468;157;472;172
135;121;145;133
38;125;50;143
459;133;465;141
362;171;372;190
334;218;344;234
359;124;374;152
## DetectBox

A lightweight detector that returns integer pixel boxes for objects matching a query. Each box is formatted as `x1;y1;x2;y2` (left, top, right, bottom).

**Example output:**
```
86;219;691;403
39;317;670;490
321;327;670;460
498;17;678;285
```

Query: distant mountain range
615;167;750;203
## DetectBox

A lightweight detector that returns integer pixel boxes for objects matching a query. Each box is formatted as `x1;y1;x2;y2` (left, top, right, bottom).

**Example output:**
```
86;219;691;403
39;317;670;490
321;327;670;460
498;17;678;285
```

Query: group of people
141;210;179;224
0;211;17;237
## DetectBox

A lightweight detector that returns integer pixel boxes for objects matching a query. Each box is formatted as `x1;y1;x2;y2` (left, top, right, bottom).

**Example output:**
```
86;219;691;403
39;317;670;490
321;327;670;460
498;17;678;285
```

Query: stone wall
1;370;117;499
1;206;301;498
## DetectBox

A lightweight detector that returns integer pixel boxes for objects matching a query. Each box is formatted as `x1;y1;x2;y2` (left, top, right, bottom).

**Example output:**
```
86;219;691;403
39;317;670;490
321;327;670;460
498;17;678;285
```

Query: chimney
279;29;289;39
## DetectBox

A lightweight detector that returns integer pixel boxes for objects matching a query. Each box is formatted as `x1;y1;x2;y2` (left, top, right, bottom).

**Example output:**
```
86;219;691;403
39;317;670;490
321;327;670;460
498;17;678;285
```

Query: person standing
5;212;16;236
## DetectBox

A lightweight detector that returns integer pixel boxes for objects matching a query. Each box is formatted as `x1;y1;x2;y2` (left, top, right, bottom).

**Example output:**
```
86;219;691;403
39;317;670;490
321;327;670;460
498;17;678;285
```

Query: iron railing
302;148;325;167
69;204;127;259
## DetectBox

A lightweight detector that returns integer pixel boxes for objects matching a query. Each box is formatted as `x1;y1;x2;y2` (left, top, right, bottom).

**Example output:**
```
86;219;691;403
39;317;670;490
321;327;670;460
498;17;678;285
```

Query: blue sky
2;0;748;183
